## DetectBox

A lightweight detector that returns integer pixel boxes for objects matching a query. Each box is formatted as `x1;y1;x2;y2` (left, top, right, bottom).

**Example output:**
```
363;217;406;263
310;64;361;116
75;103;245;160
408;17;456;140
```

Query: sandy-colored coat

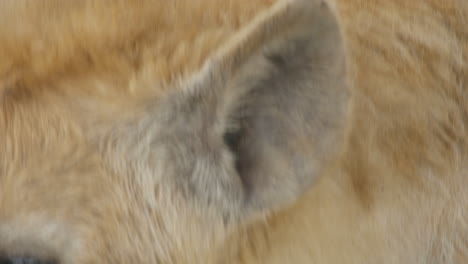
1;0;467;263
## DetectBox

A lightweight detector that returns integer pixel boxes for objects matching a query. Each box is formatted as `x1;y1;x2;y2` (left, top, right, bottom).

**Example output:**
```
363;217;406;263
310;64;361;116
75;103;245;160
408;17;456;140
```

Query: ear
155;0;349;219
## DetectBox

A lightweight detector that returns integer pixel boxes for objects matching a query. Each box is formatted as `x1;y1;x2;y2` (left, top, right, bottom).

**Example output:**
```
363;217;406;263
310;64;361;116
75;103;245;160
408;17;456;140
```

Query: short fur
1;0;467;263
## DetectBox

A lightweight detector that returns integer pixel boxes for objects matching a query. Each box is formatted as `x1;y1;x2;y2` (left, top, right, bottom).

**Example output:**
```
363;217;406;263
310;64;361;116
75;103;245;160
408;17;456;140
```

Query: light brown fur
1;0;468;263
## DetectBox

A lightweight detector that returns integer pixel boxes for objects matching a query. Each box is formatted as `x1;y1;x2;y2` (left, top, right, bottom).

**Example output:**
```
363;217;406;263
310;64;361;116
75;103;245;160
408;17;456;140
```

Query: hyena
1;0;467;263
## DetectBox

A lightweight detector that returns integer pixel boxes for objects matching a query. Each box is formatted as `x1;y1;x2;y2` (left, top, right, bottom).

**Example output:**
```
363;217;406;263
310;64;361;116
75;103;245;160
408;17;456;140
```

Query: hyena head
1;0;349;263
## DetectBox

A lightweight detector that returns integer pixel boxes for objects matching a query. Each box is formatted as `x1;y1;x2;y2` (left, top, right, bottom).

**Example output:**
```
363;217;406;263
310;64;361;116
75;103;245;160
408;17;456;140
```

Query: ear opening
154;0;349;219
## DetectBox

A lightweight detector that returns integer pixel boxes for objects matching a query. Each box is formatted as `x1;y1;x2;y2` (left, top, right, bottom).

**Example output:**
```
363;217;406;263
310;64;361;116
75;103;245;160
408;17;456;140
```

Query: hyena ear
158;0;349;218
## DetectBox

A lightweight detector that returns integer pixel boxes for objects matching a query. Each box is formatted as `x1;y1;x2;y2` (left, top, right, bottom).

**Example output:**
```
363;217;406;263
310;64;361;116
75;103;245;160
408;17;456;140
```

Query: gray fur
106;0;349;223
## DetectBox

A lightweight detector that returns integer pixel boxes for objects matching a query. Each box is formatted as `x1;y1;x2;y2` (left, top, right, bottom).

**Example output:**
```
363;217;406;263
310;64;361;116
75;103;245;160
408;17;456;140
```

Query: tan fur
1;0;468;263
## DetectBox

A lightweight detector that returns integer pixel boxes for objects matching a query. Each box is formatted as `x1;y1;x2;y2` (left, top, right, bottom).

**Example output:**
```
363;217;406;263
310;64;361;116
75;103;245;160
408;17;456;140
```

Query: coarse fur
0;0;467;263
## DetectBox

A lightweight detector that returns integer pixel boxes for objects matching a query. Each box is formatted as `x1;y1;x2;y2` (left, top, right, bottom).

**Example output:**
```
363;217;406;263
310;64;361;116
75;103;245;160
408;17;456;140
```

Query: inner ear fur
156;0;349;219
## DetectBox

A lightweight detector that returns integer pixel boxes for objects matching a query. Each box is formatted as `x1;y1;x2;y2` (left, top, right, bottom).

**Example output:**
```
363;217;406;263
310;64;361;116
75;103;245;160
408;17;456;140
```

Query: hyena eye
0;257;56;264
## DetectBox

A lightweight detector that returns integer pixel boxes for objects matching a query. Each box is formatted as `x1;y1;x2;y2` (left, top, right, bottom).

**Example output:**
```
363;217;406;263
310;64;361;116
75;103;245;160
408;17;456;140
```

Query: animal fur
1;0;467;263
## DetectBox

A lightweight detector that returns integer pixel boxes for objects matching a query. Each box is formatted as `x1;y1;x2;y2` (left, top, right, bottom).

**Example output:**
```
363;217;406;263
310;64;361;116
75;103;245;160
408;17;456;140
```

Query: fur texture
1;0;468;263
